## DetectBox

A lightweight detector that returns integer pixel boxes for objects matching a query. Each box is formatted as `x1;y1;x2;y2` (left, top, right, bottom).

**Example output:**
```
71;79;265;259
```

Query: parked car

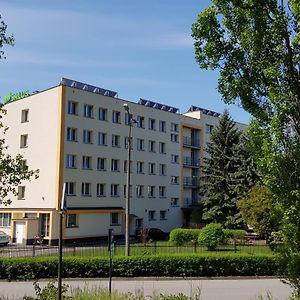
0;231;10;246
137;228;169;242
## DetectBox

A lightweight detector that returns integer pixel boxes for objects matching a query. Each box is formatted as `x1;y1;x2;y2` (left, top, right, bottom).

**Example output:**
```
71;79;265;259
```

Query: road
0;278;293;300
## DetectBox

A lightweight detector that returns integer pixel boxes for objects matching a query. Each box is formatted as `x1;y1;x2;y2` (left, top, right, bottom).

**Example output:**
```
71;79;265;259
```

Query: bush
169;229;201;246
223;229;247;244
198;223;224;250
0;253;278;280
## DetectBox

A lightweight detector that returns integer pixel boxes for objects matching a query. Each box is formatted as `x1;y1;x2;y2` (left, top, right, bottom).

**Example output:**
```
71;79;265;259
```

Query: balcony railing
183;197;200;208
182;136;200;148
182;157;200;168
183;176;198;188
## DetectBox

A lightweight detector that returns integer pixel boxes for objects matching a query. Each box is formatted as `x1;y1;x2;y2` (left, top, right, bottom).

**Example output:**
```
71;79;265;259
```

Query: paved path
0;278;293;300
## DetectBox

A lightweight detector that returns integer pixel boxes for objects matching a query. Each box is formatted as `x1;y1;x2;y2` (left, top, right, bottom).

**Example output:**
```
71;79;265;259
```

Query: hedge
0;253;279;280
169;229;202;245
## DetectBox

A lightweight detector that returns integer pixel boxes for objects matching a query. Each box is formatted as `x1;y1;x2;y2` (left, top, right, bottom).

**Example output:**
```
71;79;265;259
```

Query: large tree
0;15;38;205
201;110;257;228
192;0;300;294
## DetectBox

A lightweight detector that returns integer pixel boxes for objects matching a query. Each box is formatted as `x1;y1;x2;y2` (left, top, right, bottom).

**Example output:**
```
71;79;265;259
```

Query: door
15;222;25;244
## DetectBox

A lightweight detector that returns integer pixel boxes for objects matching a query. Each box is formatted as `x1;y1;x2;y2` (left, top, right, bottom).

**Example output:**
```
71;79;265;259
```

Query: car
0;231;10;246
137;228;169;242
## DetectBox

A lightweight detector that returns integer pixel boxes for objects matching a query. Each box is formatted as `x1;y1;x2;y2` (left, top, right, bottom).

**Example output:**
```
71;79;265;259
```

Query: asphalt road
0;278;293;300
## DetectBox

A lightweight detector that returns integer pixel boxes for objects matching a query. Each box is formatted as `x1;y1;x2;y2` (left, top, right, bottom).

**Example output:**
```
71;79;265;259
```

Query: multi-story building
0;78;243;245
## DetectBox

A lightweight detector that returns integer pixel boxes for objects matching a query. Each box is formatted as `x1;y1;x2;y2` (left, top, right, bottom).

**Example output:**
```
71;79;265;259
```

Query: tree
0;14;14;59
201;110;257;228
192;0;300;294
0;16;38;205
238;185;282;240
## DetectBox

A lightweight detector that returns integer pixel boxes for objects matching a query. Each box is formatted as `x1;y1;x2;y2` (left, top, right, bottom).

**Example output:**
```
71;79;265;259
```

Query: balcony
182;197;200;208
183;176;198;188
182;157;200;168
182;136;200;149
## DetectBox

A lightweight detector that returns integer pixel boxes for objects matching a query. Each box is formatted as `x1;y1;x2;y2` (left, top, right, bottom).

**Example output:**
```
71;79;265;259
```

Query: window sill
111;195;120;198
66;194;76;197
97;195;106;197
110;223;121;226
98;144;108;147
66;225;79;228
81;195;92;197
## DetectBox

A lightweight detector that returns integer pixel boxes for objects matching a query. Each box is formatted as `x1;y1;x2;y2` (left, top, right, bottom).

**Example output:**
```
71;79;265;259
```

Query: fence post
193;242;197;254
73;241;76;257
32;243;36;257
154;241;157;255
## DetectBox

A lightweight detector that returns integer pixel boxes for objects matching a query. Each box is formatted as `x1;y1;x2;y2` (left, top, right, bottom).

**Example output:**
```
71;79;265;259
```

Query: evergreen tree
201;111;257;228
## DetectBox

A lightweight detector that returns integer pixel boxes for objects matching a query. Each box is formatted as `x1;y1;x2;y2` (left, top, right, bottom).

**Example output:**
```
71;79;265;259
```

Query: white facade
0;78;243;244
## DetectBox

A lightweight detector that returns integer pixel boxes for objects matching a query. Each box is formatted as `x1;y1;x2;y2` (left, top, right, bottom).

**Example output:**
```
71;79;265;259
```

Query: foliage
0;253;278;279
0;14;14;60
223;229;246;242
198;223;224;250
169;229;201;246
238;185;282;240
192;0;300;294
200;111;258;228
23;280;70;300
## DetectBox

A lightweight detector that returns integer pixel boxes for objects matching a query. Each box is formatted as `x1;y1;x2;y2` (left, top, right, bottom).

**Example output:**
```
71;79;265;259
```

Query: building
0;78;243;245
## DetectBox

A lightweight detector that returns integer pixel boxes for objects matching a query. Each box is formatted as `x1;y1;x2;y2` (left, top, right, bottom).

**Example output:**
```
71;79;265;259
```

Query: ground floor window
0;213;11;227
110;213;119;226
40;213;50;236
67;214;78;228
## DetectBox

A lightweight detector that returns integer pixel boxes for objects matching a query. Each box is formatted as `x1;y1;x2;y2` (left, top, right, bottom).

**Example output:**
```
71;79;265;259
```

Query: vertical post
108;229;114;293
58;210;63;300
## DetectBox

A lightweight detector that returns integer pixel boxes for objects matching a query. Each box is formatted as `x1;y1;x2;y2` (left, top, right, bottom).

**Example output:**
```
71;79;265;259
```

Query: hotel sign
3;90;30;104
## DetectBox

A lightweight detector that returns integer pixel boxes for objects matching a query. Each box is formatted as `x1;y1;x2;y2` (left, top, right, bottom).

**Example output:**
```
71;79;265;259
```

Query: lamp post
123;104;133;256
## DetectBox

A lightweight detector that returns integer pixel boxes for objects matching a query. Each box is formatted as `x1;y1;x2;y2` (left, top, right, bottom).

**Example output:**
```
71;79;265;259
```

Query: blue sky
0;0;250;123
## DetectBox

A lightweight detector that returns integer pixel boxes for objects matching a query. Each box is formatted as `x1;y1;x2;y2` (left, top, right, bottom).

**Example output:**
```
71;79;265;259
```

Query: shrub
198;223;224;250
223;229;247;244
169;229;201;246
0;253;278;280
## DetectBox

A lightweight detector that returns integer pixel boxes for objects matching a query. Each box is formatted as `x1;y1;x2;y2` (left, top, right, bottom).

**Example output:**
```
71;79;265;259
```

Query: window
171;198;179;206
66;182;76;196
83;130;93;144
148;210;156;221
171;176;179;184
124;160;132;173
136;185;144;197
112;135;120;147
149;118;156;130
137;138;144;151
171;154;179;164
148;140;156;152
205;124;214;134
21;109;29;122
159;164;166;176
171;123;179;132
84;104;93;118
170;133;179;143
160;210;167;220
112;111;121;123
97;157;106;171
81;183;91;196
66;154;76;168
111;184;119;197
159;120;166;132
82;156;92;170
123;185;132;197
0;213;11;227
99;107;107;121
148;186;155;198
111;213;119;225
67;101;78;115
67;128;77;142
67;214;77;228
17;186;25;200
98;132;107;146
137;161;144;174
96;183;106;197
111;159;120;172
40;213;50;236
148;162;156;175
137;116;145;128
159;142;166;154
20;134;28;148
124;136;133;149
159;186;166;198
124;113;130;125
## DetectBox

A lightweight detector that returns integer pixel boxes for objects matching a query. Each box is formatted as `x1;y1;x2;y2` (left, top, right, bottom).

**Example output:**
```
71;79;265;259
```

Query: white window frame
84;104;94;118
81;182;91;196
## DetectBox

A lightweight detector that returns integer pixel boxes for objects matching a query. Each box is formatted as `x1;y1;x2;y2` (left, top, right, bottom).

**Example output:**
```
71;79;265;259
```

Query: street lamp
123;103;133;256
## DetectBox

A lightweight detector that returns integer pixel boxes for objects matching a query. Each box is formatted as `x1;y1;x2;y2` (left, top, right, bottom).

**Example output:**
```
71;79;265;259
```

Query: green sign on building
3;90;30;104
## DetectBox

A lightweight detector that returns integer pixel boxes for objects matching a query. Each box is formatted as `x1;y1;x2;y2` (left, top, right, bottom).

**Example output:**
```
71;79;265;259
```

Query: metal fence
0;240;274;258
